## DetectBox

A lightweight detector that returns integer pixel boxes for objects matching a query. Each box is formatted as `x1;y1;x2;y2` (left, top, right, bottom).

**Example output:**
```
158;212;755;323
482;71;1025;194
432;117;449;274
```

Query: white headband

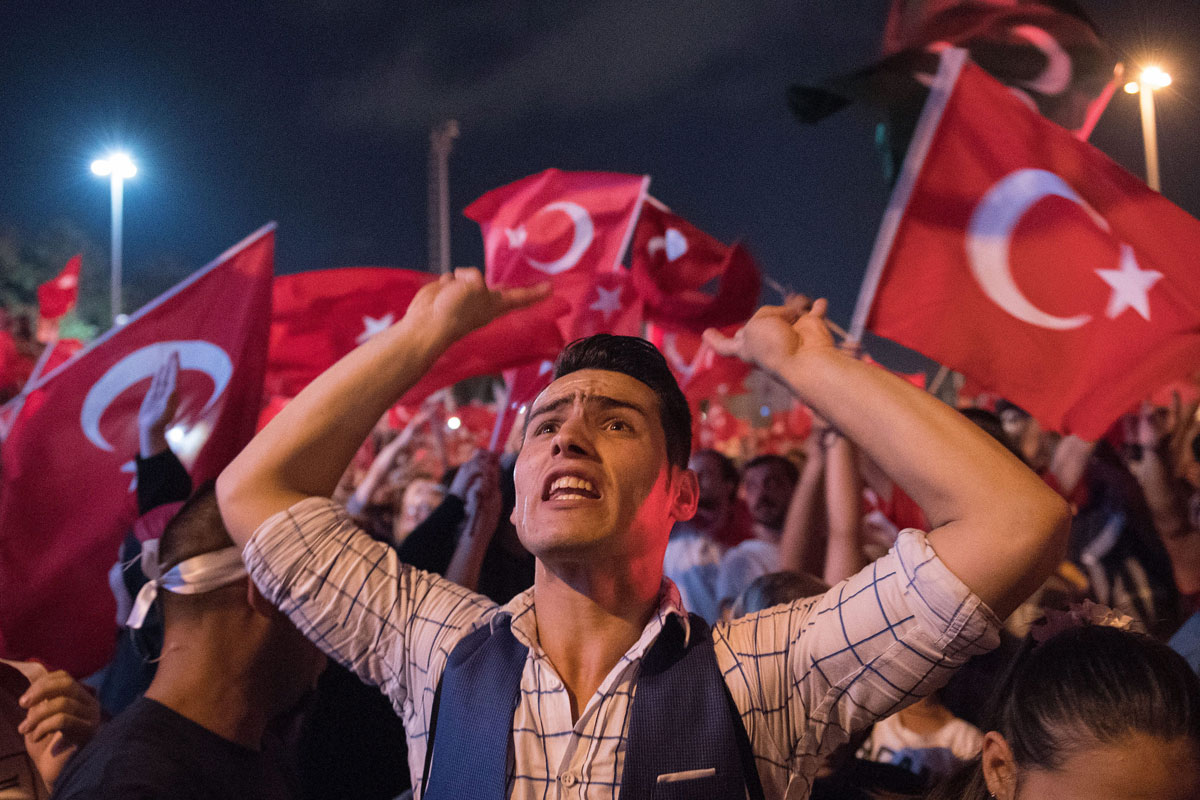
126;546;248;629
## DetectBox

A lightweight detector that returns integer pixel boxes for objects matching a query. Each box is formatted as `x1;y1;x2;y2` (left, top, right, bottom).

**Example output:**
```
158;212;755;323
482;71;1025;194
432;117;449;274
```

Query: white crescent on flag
80;340;232;452
966;169;1100;331
523;201;595;275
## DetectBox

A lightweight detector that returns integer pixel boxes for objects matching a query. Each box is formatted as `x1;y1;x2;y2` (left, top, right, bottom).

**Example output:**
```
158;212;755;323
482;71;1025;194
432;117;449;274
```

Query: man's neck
531;556;663;721
144;639;270;750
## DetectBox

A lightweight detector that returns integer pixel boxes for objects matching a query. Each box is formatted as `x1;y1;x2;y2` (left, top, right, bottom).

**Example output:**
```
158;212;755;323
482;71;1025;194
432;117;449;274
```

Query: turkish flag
568;269;643;339
491;359;557;451
37;255;82;321
0;225;275;676
858;51;1200;440
646;322;750;404
630;200;762;332
465;169;648;340
268;267;569;403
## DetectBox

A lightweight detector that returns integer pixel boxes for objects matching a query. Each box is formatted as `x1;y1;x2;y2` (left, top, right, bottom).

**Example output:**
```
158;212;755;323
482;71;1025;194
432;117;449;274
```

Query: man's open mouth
544;475;601;501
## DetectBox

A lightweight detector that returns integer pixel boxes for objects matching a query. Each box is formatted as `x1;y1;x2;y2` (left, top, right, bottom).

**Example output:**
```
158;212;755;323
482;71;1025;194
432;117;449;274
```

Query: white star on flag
356;313;395;344
504;227;527;248
1095;245;1163;321
589;285;623;322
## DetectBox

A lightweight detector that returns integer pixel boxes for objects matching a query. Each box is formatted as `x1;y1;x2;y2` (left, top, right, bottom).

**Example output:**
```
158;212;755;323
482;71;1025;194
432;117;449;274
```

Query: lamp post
91;152;137;322
1124;66;1172;192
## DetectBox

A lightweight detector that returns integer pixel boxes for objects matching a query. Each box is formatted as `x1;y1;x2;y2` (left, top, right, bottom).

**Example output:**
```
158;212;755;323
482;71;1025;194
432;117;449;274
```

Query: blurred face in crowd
394;478;445;540
512;369;694;567
688;451;736;533
983;730;1200;800
742;462;795;532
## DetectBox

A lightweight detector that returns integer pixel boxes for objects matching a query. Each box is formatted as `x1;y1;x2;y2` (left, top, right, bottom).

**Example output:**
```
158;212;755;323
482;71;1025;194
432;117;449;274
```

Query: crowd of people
4;273;1200;800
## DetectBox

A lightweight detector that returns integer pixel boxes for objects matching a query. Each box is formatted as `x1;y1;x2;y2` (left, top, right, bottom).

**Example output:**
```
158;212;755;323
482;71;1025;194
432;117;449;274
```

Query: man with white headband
52;485;326;800
217;271;1068;798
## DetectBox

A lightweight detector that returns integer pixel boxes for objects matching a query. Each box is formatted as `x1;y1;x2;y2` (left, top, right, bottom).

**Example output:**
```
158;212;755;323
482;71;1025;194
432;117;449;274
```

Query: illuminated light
760;405;770;417
1124;81;1141;94
1141;66;1172;90
446;416;462;430
91;152;138;179
166;426;185;444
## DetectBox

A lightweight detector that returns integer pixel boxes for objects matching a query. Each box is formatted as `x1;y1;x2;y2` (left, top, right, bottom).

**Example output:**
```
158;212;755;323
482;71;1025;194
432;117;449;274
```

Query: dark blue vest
421;612;764;799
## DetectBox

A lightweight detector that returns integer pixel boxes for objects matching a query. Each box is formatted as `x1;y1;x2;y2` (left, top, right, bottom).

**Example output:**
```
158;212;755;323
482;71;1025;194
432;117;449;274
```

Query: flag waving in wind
0;226;275;676
267;267;568;403
853;50;1200;440
465;169;648;340
630;199;761;332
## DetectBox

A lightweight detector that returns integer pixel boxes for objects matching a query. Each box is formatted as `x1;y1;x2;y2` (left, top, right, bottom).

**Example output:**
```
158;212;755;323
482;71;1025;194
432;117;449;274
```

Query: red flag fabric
268;267;569;403
856;51;1200;441
492;359;557;451
567;269;643;339
879;1;1119;138
646;322;750;404
630;201;762;332
0;225;275;675
36;255;82;321
465;169;648;340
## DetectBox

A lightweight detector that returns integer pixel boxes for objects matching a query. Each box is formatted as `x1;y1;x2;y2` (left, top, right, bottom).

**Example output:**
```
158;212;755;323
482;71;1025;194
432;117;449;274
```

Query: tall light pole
91;152;137;322
428;120;459;274
1124;66;1172;192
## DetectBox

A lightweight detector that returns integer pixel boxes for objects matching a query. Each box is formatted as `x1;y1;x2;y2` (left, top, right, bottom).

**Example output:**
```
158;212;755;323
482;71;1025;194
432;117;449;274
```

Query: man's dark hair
742;454;799;487
551;334;691;468
158;481;235;576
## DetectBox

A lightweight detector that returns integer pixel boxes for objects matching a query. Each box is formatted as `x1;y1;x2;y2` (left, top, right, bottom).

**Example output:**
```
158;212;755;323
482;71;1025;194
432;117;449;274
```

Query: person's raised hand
403;268;551;349
18;669;102;787
703;297;836;377
138;350;181;458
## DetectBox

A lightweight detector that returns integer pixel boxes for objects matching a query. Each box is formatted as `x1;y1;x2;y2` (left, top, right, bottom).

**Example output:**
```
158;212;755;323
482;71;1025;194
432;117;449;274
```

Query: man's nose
551;412;593;457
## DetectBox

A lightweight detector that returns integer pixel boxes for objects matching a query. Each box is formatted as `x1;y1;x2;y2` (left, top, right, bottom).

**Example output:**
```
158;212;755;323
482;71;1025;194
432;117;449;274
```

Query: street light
1123;66;1172;192
91;152;137;322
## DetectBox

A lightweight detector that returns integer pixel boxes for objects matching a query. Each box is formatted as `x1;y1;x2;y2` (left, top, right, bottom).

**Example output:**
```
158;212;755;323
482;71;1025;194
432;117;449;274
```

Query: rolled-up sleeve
715;528;1001;795
242;497;497;713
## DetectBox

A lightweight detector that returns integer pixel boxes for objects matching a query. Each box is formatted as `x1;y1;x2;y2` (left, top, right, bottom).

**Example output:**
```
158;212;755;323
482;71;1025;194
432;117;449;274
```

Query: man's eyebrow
527;393;651;425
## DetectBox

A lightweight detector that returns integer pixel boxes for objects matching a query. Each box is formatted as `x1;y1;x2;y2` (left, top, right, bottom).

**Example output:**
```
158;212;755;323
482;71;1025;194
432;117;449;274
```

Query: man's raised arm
706;300;1069;619
216;269;549;548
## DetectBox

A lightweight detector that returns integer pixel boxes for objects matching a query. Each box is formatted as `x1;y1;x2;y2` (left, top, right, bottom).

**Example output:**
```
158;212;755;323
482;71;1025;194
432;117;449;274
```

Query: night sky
3;0;1198;346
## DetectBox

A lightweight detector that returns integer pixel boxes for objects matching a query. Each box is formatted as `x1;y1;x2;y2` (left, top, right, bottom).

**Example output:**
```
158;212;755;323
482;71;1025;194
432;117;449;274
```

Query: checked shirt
244;498;1000;799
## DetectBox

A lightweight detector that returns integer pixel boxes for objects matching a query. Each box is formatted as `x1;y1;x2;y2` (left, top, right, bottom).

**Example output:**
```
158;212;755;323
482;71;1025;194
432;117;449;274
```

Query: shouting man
216;269;1067;799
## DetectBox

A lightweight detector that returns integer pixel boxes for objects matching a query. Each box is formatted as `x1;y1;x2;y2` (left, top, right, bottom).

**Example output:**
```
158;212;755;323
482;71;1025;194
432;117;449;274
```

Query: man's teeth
549;476;597;497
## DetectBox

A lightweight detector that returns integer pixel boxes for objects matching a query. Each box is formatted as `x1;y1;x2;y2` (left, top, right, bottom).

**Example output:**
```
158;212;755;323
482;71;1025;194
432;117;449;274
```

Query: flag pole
763;273;850;341
848;47;968;343
488;380;510;452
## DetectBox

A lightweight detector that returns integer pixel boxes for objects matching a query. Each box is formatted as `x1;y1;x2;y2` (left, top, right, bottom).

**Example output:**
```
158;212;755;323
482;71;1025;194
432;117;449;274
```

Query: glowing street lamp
91;152;138;322
1123;66;1172;192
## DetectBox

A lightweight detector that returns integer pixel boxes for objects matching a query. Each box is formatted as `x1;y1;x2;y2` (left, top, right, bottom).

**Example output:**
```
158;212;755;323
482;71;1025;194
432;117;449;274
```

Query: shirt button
560;774;577;787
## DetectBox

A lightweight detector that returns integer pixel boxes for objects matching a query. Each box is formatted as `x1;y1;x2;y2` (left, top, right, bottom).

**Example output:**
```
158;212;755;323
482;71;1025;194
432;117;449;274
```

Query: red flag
568;269;643;339
268;267;568;403
853;50;1200;441
37;255;82;321
646;322;749;403
630;200;762;332
879;1;1120;138
0;225;275;676
465;169;648;340
492;359;557;451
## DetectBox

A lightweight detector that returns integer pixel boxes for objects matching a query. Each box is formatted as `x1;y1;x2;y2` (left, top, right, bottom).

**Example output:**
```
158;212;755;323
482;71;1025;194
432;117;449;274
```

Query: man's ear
981;730;1018;800
670;467;699;522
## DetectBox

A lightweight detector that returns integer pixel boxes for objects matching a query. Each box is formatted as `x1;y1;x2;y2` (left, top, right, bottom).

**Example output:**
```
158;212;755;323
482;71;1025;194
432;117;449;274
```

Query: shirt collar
493;577;692;652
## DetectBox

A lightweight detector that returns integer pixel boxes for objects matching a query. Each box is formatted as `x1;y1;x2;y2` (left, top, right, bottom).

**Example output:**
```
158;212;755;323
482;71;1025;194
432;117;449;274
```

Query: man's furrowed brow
527;393;651;424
